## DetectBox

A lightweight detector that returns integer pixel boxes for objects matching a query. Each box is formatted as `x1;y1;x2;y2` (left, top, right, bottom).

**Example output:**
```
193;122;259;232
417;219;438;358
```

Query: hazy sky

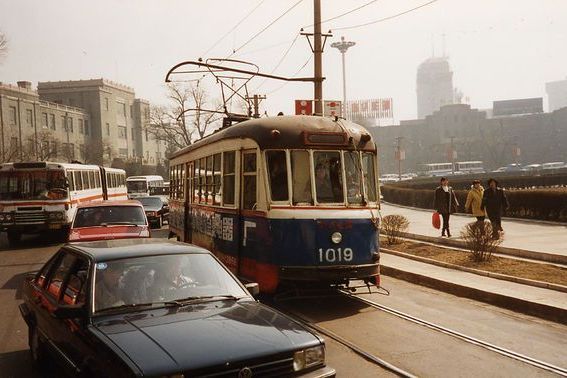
1;0;566;122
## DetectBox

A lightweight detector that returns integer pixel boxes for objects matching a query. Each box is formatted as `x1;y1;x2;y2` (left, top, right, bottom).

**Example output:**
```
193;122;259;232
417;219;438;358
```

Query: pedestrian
465;180;486;222
433;177;459;237
481;178;509;239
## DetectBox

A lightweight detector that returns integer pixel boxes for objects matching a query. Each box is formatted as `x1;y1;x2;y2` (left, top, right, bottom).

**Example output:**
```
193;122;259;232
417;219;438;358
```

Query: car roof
76;200;143;208
65;238;211;262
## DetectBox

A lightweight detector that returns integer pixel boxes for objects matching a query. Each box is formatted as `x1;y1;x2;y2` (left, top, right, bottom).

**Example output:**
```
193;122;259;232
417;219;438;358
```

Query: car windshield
93;254;248;312
138;197;162;208
73;206;147;227
127;181;147;193
0;170;68;200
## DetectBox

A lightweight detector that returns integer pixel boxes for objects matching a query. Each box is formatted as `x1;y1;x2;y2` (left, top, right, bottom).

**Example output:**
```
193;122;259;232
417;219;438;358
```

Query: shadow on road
0;232;64;252
0;349;44;378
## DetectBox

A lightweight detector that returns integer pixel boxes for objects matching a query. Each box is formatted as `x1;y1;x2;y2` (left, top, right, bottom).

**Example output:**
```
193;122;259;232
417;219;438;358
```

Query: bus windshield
0;170;68;201
127;181;147;193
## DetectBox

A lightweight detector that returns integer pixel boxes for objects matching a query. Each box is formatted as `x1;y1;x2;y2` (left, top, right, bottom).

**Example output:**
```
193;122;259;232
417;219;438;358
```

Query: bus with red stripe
0;162;127;245
168;115;381;293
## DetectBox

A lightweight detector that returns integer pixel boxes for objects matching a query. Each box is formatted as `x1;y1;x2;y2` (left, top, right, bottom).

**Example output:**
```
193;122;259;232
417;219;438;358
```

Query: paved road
381;202;567;256
0;229;390;378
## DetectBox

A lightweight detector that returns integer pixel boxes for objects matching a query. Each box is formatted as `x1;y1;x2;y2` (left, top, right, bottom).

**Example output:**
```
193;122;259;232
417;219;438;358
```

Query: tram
168;115;381;293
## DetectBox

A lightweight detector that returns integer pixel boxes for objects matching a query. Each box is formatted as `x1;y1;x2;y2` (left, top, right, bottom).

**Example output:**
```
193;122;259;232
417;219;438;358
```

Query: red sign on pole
295;100;313;115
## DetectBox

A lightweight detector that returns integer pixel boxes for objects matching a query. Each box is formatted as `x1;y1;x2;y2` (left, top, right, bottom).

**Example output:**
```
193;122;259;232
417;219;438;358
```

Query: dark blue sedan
19;239;335;377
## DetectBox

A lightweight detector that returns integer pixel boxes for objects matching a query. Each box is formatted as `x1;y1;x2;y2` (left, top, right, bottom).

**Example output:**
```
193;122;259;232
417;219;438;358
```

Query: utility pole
395;136;404;181
245;94;266;118
313;0;323;115
331;36;356;118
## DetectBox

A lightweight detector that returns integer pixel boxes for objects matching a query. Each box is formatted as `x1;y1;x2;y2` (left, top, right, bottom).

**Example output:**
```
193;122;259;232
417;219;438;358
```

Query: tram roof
170;115;376;159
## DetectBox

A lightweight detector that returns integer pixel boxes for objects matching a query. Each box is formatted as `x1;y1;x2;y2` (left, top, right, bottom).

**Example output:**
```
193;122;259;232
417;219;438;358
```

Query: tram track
340;289;567;377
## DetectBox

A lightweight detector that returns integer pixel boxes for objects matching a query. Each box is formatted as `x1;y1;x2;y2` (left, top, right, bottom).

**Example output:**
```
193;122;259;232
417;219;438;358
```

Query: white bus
126;175;164;199
0;162;127;245
455;161;484;174
418;163;453;177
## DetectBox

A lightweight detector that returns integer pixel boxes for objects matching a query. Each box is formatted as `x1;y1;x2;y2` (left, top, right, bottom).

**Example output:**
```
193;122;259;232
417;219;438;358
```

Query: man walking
481;178;509;239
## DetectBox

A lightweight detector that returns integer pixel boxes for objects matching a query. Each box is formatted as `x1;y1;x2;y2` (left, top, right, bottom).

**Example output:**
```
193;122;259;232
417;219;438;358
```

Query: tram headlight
331;232;342;244
293;345;325;371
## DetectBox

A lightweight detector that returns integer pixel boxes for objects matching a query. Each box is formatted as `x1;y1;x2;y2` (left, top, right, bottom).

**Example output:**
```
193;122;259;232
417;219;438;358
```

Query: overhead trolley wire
254;33;301;91
302;0;380;29
202;0;267;57
267;55;312;95
333;0;439;31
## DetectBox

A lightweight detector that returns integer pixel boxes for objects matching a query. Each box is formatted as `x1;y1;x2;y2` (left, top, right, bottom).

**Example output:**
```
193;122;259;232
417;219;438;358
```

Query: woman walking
465;180;486;222
433;177;459;237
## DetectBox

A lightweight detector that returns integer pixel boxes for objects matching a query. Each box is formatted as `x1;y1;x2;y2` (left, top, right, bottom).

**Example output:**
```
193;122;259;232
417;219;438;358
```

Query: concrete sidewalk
381;253;567;324
380;202;567;263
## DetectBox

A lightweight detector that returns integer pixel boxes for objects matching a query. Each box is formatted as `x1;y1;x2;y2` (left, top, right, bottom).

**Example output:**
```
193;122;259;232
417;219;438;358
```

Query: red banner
295;100;313;115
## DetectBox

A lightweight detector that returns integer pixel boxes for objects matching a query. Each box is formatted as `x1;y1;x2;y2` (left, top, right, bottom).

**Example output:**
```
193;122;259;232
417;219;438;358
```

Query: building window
84;120;90;135
51;141;58;156
130;105;133;118
42;113;48;128
9;106;17;125
117;102;126;116
61;116;66;130
79;119;84;134
67;117;74;133
106;123;110;136
118;126;127;139
145;130;149;141
50;114;56;130
104;98;109;111
131;128;135;141
26;109;33;127
80;144;85;159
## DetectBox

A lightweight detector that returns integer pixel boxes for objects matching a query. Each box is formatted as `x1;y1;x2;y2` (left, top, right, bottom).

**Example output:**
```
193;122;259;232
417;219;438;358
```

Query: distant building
546;78;567;112
492;98;543;117
0;80;167;172
416;57;454;119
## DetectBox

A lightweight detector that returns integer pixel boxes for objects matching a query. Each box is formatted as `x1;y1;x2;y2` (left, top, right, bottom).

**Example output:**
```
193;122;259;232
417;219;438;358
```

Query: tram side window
266;151;288;201
212;154;221;205
313;151;344;203
205;156;213;204
179;165;185;200
193;160;200;203
222;151;235;206
242;152;257;210
362;153;377;202
199;158;206;204
344;152;363;204
291;150;312;205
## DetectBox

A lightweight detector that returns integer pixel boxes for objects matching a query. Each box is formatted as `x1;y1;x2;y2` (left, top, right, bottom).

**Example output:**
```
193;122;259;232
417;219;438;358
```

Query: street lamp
331;36;356;118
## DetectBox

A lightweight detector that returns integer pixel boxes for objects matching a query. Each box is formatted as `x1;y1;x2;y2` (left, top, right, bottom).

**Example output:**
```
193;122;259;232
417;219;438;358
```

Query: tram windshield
0;170;68;200
266;150;378;206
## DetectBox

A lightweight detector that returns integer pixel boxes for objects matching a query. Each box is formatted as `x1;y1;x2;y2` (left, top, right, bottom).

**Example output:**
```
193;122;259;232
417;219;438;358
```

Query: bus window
95;172;101;189
213;154;221;205
67;172;75;191
362;153;377;202
88;171;96;190
242;152;257;210
74;171;83;191
266;151;288;202
313;151;343;203
291;151;312;205
344;152;363;204
223;152;235;206
81;171;90;190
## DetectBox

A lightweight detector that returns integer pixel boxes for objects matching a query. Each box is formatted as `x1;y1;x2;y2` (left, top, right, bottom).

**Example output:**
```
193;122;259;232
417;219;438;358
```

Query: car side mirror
244;282;260;297
53;304;87;319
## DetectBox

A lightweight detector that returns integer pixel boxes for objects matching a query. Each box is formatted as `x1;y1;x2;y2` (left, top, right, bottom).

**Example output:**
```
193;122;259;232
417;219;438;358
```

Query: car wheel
7;231;21;246
29;325;45;367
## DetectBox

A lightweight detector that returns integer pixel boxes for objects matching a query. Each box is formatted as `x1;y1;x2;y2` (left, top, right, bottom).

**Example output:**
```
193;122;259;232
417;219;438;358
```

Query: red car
68;200;150;242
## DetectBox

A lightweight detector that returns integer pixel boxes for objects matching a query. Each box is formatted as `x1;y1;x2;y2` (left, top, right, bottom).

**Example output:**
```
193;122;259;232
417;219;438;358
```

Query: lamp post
331;36;356;118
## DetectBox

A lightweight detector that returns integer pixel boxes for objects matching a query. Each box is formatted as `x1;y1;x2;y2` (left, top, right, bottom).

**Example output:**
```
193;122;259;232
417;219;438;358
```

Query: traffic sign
295;100;313;115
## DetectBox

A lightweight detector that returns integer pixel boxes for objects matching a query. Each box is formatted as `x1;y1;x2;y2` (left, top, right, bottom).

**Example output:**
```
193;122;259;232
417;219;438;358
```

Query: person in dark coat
481;178;509;239
433;177;459;237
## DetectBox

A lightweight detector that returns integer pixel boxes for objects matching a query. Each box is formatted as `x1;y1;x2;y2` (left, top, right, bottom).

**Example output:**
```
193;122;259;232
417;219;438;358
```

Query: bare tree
23;130;58;161
460;221;502;262
147;82;222;149
380;214;410;245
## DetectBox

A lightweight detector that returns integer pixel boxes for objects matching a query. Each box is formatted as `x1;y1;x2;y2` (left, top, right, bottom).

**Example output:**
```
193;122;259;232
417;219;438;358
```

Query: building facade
416;57;454;119
0;80;166;172
546;78;567;112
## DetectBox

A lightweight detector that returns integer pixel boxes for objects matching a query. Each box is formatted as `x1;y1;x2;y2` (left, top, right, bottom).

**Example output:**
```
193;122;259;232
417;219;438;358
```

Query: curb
381;247;567;293
396;231;567;265
380;264;567;325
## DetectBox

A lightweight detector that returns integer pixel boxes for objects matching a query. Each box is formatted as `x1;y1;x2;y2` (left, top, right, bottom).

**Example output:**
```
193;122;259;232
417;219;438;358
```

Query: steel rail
276;304;417;378
341;291;567;377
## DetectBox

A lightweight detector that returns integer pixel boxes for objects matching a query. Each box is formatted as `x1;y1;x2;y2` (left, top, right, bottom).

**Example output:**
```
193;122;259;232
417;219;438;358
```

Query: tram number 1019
318;248;353;263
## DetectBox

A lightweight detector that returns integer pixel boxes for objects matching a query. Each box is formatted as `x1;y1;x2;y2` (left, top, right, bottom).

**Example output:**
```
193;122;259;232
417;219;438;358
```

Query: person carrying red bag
433;177;459;237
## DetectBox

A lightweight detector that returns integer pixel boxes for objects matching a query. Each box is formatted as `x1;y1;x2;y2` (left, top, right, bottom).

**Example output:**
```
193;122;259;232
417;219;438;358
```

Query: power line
267;55;312;95
233;38;296;58
202;0;266;57
302;0;380;29
231;0;305;55
333;0;439;31
254;33;300;91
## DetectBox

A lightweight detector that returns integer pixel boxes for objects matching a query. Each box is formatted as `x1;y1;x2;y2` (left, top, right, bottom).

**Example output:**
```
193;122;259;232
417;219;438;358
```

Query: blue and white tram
168;115;381;293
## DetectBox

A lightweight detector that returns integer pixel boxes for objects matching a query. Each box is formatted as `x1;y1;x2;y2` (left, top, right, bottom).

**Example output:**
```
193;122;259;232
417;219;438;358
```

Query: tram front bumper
279;263;379;282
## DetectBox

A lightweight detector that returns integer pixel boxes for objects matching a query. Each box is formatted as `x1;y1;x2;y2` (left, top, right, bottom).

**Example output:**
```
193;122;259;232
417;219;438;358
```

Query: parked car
19;239;335;377
379;173;400;183
136;196;169;228
542;162;566;171
68;200;150;242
